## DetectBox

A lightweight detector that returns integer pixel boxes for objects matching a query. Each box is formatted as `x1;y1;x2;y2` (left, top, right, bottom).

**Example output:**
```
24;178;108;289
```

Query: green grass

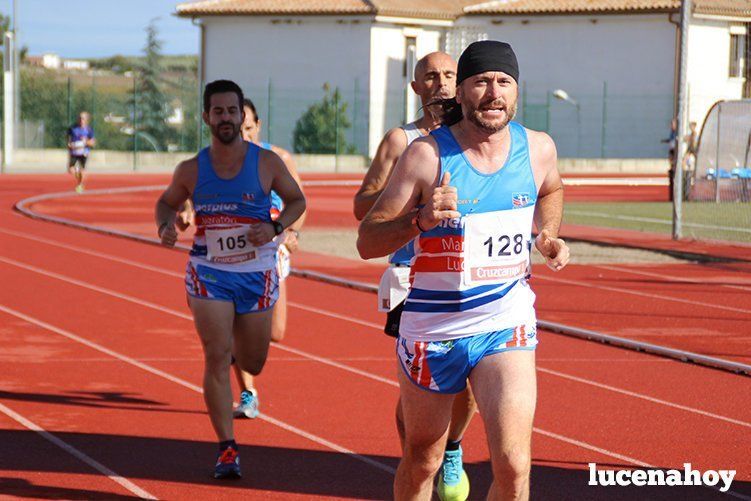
564;202;751;243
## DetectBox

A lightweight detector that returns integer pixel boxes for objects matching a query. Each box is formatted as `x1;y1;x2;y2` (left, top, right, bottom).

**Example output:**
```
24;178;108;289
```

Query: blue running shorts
396;323;537;394
185;262;279;315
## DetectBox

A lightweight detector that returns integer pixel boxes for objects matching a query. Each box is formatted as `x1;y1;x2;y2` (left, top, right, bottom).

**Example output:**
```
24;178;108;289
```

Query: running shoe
437;447;470;501
214;446;241;479
233;389;259;419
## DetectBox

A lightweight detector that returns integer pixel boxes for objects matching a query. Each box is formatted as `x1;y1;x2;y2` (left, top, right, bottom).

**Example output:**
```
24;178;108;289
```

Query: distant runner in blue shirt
66;111;96;193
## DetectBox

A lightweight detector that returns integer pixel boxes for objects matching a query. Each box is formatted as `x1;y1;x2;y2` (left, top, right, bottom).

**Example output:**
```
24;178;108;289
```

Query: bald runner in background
354;51;476;501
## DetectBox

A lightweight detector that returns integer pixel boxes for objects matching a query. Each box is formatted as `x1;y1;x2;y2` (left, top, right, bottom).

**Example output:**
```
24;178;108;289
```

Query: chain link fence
5;69;675;168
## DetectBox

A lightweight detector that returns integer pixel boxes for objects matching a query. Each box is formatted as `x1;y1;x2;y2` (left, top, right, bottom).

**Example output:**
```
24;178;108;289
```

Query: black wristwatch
272;220;284;236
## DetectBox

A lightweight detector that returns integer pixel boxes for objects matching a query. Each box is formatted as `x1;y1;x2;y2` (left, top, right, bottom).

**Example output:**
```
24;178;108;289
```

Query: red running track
1;174;749;499
23;174;748;366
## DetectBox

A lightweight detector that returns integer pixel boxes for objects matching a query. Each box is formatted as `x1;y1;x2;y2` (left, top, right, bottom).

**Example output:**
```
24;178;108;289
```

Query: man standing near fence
358;40;569;499
66;111;96;193
354;51;477;501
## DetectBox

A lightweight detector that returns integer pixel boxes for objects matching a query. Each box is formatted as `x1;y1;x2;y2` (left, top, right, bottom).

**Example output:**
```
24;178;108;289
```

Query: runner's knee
403;442;444;480
203;343;232;374
492;446;531;487
234;352;267;375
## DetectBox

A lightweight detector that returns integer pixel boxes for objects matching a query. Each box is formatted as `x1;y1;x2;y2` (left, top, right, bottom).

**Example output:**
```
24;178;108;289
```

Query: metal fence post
601;81;608;158
266;79;272;144
133;75;138;172
545;90;551;133
91;73;97;125
715;103;722;203
353;78;359;154
334;88;340;172
673;0;691;238
66;77;72;127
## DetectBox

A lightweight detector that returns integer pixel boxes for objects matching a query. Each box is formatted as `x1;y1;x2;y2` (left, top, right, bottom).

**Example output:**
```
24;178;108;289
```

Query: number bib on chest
463;207;533;286
205;226;257;264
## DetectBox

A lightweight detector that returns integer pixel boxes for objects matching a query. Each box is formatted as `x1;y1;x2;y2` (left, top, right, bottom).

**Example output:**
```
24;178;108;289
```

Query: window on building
443;27;488;60
729;33;746;78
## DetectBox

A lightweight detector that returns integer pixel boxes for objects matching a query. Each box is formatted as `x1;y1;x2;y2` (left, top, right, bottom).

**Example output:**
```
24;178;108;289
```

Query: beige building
177;0;751;158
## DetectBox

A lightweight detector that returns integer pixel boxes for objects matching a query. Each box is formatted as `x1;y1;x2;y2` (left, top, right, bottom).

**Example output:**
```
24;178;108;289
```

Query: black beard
466;101;517;133
212;122;241;144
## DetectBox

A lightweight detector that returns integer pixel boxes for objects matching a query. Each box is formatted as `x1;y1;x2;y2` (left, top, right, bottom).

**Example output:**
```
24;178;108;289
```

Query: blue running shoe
214;446;241;479
437;447;470;501
233;390;259;419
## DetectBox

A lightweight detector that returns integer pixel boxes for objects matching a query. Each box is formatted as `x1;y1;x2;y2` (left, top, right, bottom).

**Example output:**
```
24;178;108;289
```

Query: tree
293;83;356;154
130;19;173;151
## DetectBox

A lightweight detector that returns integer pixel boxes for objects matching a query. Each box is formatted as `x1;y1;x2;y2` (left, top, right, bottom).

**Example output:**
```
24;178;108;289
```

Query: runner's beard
212;122;241;144
467;100;517;133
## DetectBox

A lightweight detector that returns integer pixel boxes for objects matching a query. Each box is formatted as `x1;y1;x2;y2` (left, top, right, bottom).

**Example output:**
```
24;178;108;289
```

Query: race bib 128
463;207;533;286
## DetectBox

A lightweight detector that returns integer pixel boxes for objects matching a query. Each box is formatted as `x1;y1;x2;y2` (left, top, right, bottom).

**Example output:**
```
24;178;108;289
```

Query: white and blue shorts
396;323;537;394
185;262;279;315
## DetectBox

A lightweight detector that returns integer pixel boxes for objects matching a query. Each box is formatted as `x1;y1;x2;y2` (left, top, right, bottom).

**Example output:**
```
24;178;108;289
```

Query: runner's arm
357;139;442;259
530;132;563;237
155;159;195;245
267;151;306;232
272;145;306;230
529;131;569;270
353;128;407;221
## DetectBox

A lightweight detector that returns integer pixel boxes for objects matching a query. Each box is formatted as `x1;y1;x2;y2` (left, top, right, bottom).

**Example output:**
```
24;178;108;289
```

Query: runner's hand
248;223;275;246
159;222;178;248
535;229;569;271
175;208;194;232
284;230;299;253
417;172;461;231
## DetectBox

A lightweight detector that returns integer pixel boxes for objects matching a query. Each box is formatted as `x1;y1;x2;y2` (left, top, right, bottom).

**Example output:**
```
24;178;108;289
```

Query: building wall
455;14;677;158
202;16;372;154
368;23;441;155
686;17;747;128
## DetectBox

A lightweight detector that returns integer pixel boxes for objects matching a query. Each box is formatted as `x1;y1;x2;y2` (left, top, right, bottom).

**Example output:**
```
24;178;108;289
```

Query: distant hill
88;54;198;73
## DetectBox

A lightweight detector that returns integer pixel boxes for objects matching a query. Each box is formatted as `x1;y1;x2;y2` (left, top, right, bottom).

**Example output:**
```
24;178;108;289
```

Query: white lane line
537;367;751;428
534;272;751;315
0;400;157;500
2;254;747;430
5;223;747;320
593;264;751;293
0;255;396;390
565;209;751;234
5;224;747;317
4;304;748;500
0;304;396;476
4;246;751;466
0;227;184;278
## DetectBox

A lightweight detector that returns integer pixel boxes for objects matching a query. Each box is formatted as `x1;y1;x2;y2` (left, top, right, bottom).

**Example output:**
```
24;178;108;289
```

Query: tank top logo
512;192;531;208
195;202;238;212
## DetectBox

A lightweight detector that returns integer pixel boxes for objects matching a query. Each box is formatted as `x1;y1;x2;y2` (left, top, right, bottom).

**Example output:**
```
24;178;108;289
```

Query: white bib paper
205;226;257;264
463;207;533;286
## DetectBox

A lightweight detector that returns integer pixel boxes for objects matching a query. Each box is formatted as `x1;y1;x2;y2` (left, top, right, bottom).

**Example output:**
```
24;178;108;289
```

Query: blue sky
0;0;198;58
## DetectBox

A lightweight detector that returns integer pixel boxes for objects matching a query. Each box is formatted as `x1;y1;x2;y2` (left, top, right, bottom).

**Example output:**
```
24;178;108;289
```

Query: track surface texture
0;173;749;500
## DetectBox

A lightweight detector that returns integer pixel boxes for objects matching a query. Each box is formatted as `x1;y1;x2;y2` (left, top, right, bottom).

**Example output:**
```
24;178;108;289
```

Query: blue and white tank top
389;122;424;266
259;141;284;218
189;143;277;272
399;121;539;341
